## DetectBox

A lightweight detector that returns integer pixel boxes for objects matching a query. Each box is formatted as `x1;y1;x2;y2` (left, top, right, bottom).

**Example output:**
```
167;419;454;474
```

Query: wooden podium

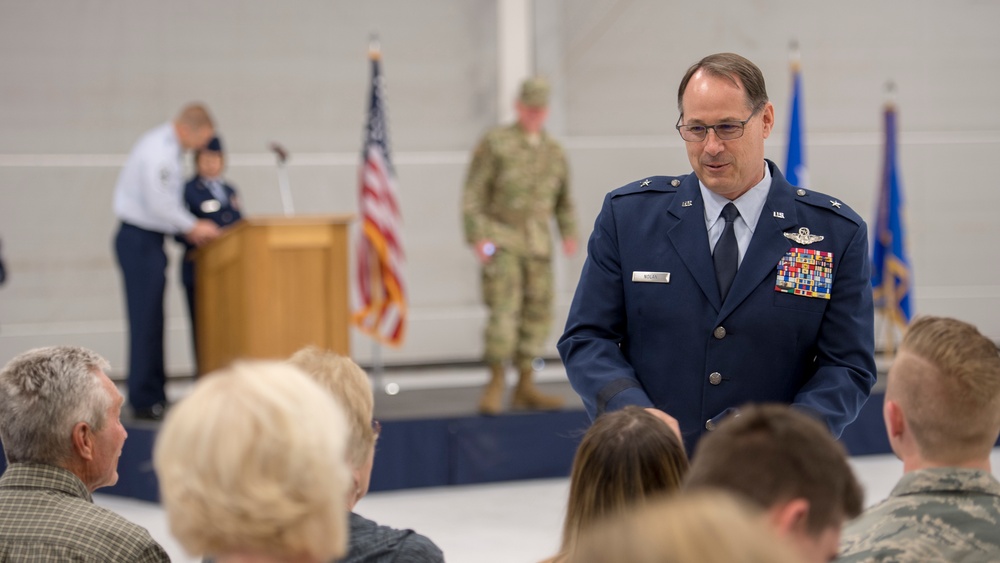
194;215;353;374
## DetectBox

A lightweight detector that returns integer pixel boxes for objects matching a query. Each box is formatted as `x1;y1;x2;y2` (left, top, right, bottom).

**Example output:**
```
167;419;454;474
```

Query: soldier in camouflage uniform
839;316;1000;562
462;77;578;415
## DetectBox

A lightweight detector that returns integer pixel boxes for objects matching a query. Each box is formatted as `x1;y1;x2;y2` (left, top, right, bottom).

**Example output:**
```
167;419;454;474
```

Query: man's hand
474;239;497;265
644;407;682;443
185;220;221;247
562;237;578;257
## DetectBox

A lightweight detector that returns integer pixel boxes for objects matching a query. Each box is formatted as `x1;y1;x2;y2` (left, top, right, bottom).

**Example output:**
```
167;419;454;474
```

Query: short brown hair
677;52;769;116
685;404;862;534
557;406;689;559
892;315;1000;461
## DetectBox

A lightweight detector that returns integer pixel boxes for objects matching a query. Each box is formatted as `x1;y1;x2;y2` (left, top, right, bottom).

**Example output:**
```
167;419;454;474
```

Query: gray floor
98;449;1000;563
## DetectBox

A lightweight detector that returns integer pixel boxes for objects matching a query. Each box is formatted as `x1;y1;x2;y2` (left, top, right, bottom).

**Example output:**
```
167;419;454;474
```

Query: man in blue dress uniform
558;53;876;453
177;136;243;371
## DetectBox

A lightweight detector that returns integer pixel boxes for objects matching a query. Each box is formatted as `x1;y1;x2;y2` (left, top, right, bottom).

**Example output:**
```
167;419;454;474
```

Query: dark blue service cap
204;136;223;153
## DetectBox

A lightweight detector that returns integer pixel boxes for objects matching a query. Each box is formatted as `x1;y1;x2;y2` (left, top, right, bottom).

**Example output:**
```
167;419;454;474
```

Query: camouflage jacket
462;123;576;258
839;467;1000;562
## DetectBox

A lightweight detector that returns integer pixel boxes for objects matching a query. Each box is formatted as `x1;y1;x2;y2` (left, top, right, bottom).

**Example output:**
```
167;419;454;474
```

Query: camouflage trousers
481;250;553;371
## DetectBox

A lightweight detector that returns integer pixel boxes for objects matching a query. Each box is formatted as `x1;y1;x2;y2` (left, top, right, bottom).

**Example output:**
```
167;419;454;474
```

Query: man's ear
71;421;95;461
769;498;811;536
884;399;906;439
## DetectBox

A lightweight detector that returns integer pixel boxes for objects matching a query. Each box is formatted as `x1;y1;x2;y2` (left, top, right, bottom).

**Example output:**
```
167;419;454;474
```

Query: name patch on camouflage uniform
775;247;833;299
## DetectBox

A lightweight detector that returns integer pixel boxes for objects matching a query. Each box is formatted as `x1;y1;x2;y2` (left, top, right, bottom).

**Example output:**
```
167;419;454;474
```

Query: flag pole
354;32;406;387
367;33;386;391
880;80;898;358
785;39;807;188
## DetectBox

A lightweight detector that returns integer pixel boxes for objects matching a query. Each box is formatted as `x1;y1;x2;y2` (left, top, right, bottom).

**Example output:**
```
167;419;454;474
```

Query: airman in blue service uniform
177;135;243;370
558;53;875;454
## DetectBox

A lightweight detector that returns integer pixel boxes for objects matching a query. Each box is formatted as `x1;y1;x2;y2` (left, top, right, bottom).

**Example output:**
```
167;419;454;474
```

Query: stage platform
1;360;896;503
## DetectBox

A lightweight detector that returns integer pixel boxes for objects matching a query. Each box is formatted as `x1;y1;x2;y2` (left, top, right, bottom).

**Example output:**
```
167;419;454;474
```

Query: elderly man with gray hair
0;346;169;561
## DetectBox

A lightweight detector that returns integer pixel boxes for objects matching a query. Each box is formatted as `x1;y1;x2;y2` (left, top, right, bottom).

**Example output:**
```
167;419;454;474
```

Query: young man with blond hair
839;316;1000;561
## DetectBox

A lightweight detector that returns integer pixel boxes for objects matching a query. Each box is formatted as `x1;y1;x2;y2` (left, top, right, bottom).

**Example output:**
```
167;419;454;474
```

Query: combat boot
512;365;564;411
478;363;506;415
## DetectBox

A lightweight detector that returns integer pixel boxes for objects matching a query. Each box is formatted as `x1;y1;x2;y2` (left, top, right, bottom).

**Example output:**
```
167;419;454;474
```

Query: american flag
352;45;406;346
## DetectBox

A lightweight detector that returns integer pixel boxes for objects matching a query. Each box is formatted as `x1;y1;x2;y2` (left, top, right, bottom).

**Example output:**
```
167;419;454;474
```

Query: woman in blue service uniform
177;136;243;370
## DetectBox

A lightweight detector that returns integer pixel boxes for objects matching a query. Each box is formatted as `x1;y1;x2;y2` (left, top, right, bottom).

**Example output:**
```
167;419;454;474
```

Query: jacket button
713;326;727;339
709;372;722;385
705;419;716;431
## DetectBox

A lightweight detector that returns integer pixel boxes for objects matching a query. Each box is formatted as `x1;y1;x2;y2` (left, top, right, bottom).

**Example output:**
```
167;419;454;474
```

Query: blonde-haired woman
568;491;803;563
154;361;350;563
289;347;444;562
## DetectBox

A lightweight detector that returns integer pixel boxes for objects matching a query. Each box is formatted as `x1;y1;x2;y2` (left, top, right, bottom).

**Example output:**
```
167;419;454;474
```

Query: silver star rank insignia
831;200;842;208
640;179;651;187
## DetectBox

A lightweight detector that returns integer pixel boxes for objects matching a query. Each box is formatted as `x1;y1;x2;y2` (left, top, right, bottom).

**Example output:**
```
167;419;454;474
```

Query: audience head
558;406;689;558
154;361;350;562
567;490;802;563
685;403;862;563
288;346;378;507
0;346;125;492
886;315;1000;467
174;103;215;150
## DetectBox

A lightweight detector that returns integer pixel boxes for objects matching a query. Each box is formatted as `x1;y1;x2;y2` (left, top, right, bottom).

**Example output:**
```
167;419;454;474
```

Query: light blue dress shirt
701;161;772;267
112;122;197;234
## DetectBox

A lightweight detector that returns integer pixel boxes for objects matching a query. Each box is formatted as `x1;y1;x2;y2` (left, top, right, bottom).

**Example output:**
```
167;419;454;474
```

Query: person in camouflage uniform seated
839;315;1000;562
462;77;578;415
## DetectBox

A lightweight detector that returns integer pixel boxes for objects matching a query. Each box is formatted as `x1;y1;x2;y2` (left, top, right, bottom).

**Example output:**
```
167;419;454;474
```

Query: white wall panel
2;0;998;376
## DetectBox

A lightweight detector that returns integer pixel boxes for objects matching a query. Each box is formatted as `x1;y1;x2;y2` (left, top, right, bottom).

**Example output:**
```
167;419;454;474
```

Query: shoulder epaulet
613;175;689;197
790;187;865;226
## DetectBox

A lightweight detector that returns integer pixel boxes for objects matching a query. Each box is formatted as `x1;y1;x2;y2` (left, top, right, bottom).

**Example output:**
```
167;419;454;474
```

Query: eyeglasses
371;419;382;438
675;104;763;142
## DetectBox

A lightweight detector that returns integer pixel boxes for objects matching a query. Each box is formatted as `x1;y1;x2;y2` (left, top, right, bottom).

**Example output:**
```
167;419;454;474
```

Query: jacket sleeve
553;149;577;241
461;134;496;245
792;219;877;437
558;192;653;419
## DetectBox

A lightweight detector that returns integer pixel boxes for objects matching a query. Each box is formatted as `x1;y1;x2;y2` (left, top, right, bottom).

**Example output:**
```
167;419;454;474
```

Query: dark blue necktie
714;202;740;300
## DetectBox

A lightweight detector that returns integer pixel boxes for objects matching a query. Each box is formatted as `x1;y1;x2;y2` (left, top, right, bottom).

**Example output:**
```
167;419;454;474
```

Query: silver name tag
200;199;221;213
632;271;670;283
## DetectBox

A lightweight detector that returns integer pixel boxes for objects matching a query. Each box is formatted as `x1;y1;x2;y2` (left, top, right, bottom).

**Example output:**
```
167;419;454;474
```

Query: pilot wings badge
783;227;824;245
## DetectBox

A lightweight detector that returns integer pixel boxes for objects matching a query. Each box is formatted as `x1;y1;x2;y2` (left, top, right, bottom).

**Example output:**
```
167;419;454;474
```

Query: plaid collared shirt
0;462;169;562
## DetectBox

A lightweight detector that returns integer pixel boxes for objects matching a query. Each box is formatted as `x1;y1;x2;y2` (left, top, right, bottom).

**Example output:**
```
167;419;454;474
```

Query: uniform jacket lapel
719;162;799;321
665;177;723;312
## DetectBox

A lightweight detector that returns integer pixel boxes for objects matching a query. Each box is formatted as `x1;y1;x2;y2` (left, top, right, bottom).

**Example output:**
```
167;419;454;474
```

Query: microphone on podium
269;142;294;216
